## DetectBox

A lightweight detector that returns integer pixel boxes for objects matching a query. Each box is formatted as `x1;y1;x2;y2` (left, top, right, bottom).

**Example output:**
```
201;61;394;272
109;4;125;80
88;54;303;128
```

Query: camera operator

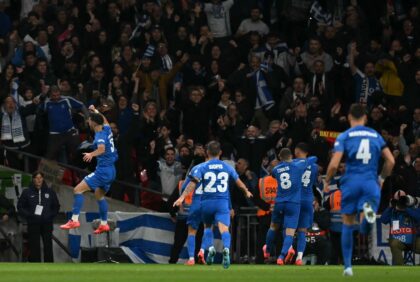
380;190;420;265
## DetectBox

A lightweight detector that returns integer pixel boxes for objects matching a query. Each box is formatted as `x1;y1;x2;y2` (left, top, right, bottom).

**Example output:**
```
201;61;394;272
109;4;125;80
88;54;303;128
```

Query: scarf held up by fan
1;108;25;144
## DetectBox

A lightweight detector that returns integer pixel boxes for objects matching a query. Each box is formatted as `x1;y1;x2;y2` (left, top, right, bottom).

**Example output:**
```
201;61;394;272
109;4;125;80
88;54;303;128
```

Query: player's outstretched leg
278;228;295;265
219;223;231;269
185;226;197;265
60;181;90;230
198;226;212;265
94;189;110;234
341;214;355;276
295;229;307;265
204;226;216;265
264;224;277;259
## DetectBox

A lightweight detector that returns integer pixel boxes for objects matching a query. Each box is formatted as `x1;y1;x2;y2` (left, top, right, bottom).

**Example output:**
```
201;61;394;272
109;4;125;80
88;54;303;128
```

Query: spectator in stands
380;190;420;265
234;125;269;176
84;65;107;106
348;42;382;105
181;86;210;145
0;95;38;169
204;0;234;40
157;147;183;203
279;76;307;119
297;37;333;73
235;7;269;38
41;86;88;162
232;158;257;210
17;171;60;262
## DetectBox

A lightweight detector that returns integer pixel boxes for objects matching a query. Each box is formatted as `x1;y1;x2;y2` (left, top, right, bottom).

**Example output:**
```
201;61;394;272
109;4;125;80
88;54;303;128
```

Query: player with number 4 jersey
294;143;319;265
325;104;394;277
60;105;118;234
174;141;252;269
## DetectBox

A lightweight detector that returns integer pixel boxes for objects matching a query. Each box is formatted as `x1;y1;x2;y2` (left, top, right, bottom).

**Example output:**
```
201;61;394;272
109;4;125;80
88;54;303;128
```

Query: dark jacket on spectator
17;182;60;224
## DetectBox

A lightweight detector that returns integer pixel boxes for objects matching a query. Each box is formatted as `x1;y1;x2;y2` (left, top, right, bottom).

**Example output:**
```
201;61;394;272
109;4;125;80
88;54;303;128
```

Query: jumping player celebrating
324;104;394;276
60;105;118;234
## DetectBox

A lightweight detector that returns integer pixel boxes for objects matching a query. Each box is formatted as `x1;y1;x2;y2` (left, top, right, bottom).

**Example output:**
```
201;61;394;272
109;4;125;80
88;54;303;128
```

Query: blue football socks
342;224;354;269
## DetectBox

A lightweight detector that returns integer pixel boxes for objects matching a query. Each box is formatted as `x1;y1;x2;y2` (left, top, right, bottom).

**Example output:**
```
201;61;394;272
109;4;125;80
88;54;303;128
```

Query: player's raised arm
235;178;253;199
379;147;395;186
89;105;109;125
173;178;198;207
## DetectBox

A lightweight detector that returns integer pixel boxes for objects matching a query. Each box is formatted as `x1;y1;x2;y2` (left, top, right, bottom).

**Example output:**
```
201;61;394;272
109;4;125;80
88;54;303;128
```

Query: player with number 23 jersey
190;159;238;227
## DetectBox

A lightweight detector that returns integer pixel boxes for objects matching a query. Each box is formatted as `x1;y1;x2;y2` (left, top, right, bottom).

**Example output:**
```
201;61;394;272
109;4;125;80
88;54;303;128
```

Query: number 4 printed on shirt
356;138;371;164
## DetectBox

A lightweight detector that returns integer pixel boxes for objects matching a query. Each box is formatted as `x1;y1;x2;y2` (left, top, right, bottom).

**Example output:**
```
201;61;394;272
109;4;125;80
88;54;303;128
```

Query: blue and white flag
254;70;275;111
68;212;223;264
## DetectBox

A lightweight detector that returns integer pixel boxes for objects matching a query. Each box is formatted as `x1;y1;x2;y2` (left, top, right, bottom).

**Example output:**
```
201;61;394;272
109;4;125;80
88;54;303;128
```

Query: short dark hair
206;141;221;157
279;148;292;161
32;171;44;178
165;147;176;155
89;112;104;125
295;142;309;154
349;103;366;120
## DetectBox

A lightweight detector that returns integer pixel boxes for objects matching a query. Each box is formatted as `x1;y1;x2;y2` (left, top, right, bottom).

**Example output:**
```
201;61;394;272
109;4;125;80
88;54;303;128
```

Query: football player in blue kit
174;141;252;269
181;163;207;266
263;148;317;265
325;104;395;276
60;105;118;234
293;142;319;266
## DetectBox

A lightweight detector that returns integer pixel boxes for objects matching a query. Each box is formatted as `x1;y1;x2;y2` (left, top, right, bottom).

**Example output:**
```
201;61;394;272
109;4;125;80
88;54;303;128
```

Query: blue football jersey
272;159;309;204
334;125;385;183
300;157;319;202
94;125;118;167
190;159;239;201
184;164;204;201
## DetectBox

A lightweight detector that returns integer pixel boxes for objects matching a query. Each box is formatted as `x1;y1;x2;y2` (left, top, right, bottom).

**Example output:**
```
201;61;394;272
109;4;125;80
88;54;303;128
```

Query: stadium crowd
0;0;419;264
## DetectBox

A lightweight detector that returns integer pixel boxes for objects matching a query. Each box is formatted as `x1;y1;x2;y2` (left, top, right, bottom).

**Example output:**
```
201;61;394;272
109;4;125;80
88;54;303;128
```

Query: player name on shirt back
209;164;223;169
348;131;378;138
275;166;290;173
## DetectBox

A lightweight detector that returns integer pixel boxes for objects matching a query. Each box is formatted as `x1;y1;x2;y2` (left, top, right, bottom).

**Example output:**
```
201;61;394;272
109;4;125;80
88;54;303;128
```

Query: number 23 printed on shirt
203;172;229;193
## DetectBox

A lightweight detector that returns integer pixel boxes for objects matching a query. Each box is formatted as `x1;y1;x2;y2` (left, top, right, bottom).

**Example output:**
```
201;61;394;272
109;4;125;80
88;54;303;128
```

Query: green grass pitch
0;264;418;282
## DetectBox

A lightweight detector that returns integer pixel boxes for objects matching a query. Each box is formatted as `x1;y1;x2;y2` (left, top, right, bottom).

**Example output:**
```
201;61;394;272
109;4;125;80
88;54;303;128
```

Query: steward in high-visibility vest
256;176;278;217
328;189;342;233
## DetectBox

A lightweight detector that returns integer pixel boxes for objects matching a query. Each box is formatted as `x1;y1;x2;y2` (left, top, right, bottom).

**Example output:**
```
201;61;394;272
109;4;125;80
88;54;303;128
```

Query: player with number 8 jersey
60;106;118;234
263;148;317;265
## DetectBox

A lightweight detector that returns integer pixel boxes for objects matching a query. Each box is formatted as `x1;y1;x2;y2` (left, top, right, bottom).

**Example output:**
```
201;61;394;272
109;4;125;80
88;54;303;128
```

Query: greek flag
254;70;275;110
68;212;223;263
